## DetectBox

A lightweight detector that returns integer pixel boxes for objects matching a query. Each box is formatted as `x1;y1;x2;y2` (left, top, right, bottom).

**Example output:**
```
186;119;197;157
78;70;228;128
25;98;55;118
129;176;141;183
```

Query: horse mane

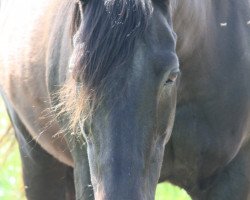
58;0;153;131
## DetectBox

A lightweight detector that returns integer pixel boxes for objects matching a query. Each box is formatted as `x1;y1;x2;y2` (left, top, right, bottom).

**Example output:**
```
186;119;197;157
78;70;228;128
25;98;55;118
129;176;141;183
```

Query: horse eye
165;70;180;84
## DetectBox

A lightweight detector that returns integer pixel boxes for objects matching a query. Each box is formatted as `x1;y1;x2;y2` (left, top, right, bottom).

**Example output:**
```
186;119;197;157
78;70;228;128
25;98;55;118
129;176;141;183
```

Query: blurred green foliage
0;100;25;200
0;99;191;200
155;183;191;200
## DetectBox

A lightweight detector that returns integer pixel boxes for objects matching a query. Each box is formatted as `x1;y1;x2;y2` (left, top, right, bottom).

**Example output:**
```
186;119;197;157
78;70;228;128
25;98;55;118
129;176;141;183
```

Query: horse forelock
58;0;153;131
72;0;153;91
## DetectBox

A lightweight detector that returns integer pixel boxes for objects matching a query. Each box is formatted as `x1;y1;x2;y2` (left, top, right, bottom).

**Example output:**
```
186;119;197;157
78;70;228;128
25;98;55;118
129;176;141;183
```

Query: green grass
155;183;191;200
0;99;191;200
0;100;25;200
0;144;24;200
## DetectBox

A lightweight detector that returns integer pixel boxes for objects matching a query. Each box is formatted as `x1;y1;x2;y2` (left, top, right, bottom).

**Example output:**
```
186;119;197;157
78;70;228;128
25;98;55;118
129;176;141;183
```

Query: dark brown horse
1;0;250;199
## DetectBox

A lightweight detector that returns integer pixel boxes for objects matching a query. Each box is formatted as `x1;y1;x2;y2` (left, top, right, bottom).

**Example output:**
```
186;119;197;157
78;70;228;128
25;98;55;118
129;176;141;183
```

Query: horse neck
172;0;212;60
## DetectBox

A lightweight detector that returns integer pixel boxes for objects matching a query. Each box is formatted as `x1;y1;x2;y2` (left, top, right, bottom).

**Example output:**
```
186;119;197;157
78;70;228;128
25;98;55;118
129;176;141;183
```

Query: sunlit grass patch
0;99;25;200
0;143;24;200
156;182;191;200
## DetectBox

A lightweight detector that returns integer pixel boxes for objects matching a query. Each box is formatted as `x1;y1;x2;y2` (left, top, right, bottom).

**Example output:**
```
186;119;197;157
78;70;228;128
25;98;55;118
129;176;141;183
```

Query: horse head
64;0;180;199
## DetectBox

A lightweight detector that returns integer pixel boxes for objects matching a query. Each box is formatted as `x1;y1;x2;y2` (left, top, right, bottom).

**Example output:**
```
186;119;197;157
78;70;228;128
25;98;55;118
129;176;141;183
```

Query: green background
0;99;191;200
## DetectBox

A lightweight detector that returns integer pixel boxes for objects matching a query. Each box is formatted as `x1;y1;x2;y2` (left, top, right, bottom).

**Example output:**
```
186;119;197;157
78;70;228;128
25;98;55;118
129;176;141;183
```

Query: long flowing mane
59;0;153;130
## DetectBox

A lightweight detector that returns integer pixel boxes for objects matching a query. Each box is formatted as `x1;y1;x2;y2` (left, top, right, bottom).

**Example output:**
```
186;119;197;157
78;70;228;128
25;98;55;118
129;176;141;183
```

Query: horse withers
0;0;250;199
